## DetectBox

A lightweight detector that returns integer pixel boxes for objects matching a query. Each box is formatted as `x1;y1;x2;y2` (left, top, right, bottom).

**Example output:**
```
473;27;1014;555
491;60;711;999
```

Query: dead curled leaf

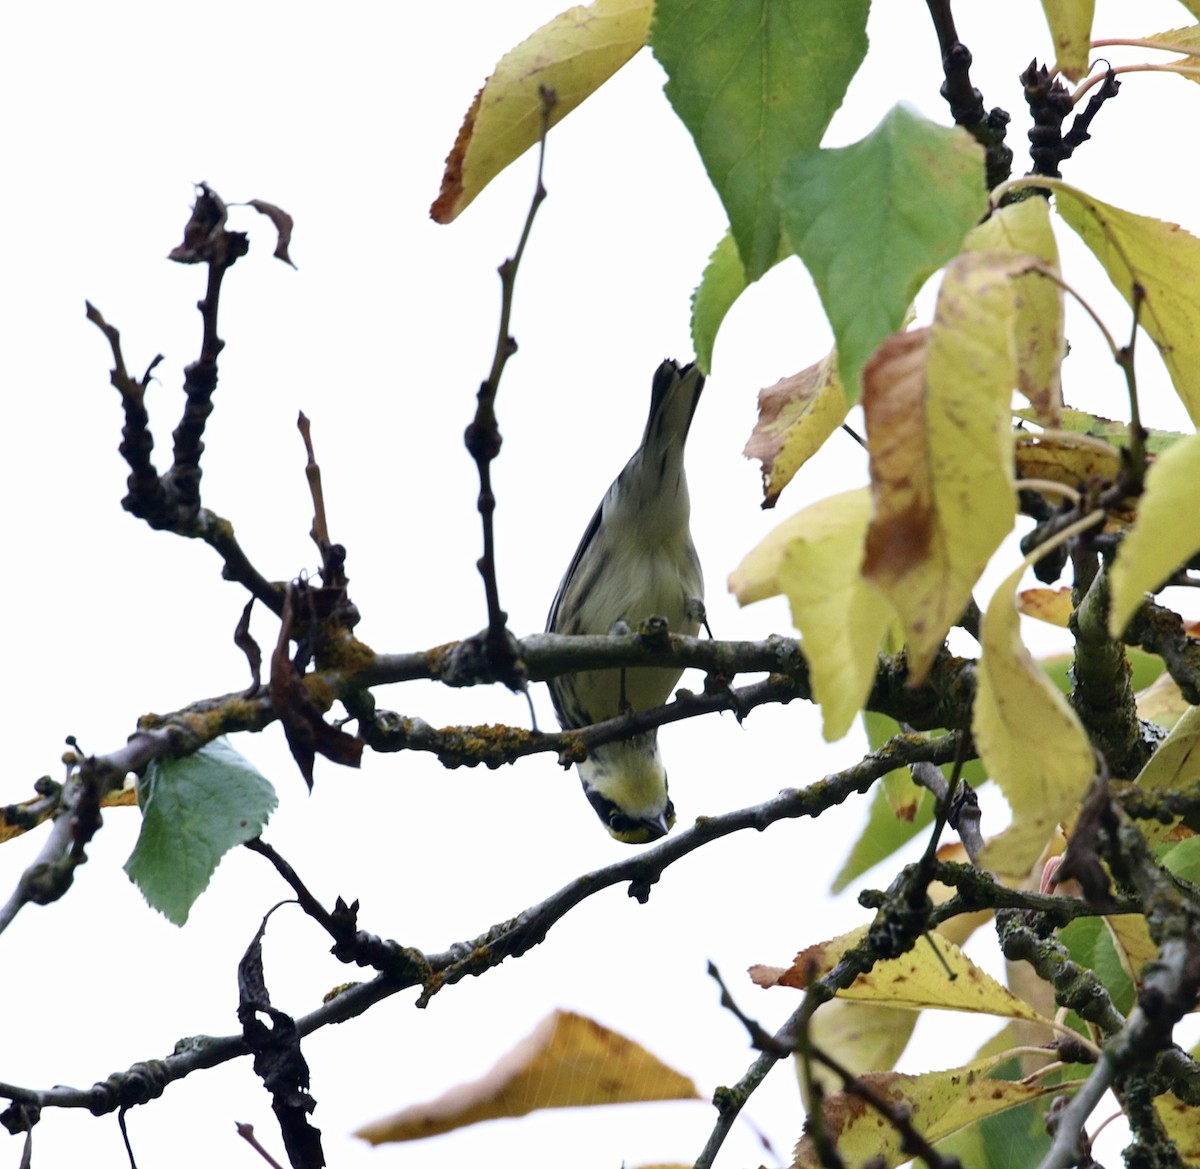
269;585;363;789
247;198;297;267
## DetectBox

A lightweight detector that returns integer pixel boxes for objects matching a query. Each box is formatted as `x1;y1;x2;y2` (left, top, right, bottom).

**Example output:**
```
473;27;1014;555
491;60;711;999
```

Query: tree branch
0;731;962;1119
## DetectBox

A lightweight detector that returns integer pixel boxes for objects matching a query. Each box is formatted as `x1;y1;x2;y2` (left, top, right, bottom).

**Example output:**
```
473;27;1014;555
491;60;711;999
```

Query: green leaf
1161;835;1200;885
125;737;278;925
1040;647;1164;695
778;104;988;400
691;230;747;373
1059;916;1136;1016
652;0;869;280
1015;405;1189;454
1110;434;1200;637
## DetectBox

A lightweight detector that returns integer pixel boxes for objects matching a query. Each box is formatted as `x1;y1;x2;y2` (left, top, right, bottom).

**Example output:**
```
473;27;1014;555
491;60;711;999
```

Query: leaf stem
1073;62;1200;103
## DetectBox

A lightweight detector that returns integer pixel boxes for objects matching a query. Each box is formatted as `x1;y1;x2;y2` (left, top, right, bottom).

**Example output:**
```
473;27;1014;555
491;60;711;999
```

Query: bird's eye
608;812;639;835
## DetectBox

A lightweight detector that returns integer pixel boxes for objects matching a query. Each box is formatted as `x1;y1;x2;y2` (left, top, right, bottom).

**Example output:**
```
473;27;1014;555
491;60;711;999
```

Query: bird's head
578;737;676;844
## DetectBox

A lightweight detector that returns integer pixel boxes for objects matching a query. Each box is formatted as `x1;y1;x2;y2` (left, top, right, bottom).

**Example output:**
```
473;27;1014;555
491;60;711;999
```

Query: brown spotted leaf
792;1054;1066;1169
752;925;1052;1021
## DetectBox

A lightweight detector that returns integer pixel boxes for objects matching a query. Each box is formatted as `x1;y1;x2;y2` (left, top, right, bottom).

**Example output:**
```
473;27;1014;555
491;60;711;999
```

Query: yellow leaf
1110;434;1200;636
751;925;1053;1022
430;0;652;223
729;489;893;740
1039;0;1096;80
792;1054;1065;1169
1132;704;1200;845
882;765;923;821
1136;670;1190;730
862;255;1019;682
1016;587;1073;627
975;563;1095;876
1049;182;1200;425
964;198;1064;423
1146;25;1200;73
1106;914;1159;980
742;353;850;508
1157;1093;1200;1160
1014;431;1121;490
355;1011;698;1144
801;1001;918;1108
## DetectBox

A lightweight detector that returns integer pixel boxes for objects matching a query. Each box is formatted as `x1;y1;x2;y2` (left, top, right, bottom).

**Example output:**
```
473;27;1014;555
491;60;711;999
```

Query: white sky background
2;2;1199;1167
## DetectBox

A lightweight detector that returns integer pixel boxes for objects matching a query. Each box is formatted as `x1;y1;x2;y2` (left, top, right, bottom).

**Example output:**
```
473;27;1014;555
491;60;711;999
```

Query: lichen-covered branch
0;730;960;1120
1070;562;1154;778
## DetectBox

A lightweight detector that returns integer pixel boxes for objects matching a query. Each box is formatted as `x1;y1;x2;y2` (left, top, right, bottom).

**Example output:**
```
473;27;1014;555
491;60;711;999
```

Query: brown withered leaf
247;198;297;268
168;182;247;266
234;597;263;696
269;587;362;789
238;912;324;1169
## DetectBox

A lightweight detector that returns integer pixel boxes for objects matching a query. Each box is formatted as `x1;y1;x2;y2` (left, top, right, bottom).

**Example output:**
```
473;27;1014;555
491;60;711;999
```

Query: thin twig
235;1122;287;1169
464;86;558;693
1072;62;1200;103
808;1043;963;1169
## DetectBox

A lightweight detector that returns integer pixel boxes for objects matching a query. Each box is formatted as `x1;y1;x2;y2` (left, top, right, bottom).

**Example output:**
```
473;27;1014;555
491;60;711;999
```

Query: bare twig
463;87;558;696
923;0;1012;187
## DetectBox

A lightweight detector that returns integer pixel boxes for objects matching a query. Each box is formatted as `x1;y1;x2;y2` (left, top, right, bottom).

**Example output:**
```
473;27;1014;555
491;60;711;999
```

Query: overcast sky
3;2;1199;1167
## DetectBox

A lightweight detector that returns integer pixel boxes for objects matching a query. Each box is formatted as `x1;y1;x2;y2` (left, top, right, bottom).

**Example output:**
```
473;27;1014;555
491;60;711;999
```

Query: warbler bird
546;358;705;843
